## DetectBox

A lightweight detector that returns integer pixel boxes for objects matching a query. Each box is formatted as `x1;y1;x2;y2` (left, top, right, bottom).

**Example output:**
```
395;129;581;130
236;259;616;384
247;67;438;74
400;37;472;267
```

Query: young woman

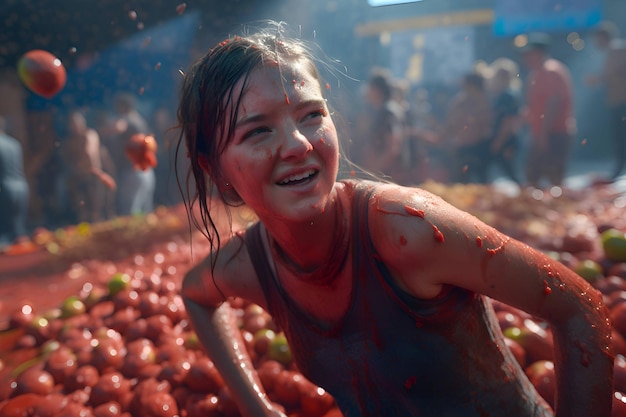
177;25;613;417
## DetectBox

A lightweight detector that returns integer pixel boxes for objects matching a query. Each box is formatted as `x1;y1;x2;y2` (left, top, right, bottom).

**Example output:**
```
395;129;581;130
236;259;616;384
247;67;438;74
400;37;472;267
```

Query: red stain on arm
399;235;407;246
543;279;552;295
475;236;483;248
432;225;445;243
404;205;424;218
486;237;510;256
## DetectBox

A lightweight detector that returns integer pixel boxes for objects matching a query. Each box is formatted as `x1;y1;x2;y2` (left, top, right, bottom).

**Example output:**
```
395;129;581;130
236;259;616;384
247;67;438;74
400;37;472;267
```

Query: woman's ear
199;155;227;190
197;153;240;204
198;154;211;175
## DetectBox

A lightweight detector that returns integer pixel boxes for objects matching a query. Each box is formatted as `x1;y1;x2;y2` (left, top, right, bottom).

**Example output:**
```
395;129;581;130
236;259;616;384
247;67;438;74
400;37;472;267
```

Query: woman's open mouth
277;169;318;186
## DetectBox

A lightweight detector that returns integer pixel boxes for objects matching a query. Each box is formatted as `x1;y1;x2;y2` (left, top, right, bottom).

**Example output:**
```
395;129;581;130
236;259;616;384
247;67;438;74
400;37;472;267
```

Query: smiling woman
176;22;613;417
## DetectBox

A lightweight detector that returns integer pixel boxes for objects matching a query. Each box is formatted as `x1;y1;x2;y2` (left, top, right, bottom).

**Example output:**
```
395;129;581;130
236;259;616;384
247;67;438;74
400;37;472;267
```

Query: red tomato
503;336;526;368
614;392;626;417
256;359;284;394
17;50;67;99
125;134;158;171
299;381;335;417
612;303;626;339
0;393;45;417
496;311;523;331
14;366;54;396
525;360;555;408
615;355;626;394
274;371;305;409
183;356;224;393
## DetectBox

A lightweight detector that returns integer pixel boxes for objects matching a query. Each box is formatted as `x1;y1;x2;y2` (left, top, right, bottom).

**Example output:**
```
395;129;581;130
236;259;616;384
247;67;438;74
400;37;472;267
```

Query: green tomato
268;332;292;366
60;296;86;318
573;259;603;283
601;229;626;262
107;273;131;296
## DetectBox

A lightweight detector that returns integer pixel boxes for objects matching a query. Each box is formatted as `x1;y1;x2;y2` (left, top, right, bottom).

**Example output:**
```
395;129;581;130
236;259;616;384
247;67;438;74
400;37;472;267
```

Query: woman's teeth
278;169;316;185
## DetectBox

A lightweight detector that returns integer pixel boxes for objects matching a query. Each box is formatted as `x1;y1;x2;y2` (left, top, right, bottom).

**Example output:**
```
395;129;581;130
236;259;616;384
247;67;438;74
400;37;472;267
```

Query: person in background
522;33;575;189
587;21;626;181
404;87;442;183
61;111;116;223
151;106;179;207
390;78;417;185
486;58;523;186
0;115;29;247
108;93;155;216
442;71;493;183
354;68;406;181
177;24;612;417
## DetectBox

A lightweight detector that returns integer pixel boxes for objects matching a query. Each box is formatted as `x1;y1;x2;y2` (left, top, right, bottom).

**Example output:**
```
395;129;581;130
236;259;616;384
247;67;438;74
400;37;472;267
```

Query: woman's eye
304;109;326;121
243;126;271;140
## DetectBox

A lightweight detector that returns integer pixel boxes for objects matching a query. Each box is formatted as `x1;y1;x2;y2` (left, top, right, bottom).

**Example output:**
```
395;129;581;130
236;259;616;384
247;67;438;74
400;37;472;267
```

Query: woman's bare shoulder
183;226;267;309
363;183;455;298
365;184;442;249
367;183;446;220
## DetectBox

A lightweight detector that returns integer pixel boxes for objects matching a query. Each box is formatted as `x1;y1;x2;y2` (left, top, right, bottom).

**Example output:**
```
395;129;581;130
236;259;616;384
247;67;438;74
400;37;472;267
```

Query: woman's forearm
551;310;613;417
183;299;274;416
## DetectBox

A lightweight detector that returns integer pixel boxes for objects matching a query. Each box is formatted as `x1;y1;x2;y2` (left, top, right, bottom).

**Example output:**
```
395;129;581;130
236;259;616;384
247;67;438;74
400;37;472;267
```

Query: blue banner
493;0;603;36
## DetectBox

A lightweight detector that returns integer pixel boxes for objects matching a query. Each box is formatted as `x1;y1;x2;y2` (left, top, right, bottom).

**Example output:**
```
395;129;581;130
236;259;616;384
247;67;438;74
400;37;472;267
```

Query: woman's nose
279;126;313;160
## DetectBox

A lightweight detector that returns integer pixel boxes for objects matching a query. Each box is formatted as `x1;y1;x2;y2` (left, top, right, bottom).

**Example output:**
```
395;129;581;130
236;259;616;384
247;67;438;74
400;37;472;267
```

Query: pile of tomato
0;228;342;417
1;185;625;416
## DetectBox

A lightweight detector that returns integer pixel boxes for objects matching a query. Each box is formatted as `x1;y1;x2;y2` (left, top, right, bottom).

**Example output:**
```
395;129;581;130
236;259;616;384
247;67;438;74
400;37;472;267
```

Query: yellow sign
354;9;495;37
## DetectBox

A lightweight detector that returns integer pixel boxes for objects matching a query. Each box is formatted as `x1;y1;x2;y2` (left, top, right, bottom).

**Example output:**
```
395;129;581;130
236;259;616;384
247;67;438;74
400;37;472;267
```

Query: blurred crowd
1;22;625;248
348;22;626;190
0;93;187;248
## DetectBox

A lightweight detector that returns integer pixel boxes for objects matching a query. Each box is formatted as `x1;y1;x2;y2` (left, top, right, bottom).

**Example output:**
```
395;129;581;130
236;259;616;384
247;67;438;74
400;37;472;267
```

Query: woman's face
216;60;339;222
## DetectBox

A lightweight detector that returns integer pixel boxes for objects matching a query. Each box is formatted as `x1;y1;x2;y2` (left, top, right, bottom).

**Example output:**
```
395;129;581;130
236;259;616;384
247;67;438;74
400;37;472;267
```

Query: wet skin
183;60;614;416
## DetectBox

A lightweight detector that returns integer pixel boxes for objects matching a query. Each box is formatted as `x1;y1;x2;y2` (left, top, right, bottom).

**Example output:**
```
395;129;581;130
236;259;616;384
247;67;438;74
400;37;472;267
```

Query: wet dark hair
175;23;328;273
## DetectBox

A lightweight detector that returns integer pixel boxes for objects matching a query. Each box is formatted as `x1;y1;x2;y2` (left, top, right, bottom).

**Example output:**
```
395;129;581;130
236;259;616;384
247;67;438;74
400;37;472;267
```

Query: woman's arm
370;185;614;417
182;237;285;417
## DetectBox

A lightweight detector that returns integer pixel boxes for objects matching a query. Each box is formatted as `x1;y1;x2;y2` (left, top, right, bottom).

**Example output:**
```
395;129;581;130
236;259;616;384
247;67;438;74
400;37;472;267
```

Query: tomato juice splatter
486;237;510;256
432;225;445;243
543;280;552;295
